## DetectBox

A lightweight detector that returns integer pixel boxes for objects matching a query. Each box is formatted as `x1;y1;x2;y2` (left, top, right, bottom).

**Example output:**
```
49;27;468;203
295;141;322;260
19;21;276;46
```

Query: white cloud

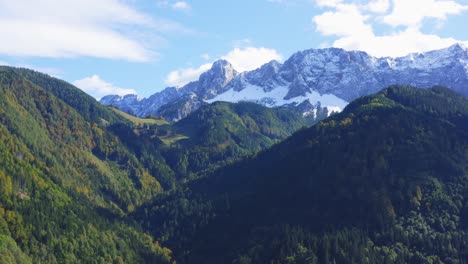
0;60;9;66
165;47;283;87
232;38;253;48
312;0;468;57
366;0;390;13
201;53;211;60
0;0;186;61
165;63;212;87
316;0;344;8
158;1;191;12
172;1;191;11
333;28;462;57
383;0;468;28
73;75;137;100
313;3;373;38
221;47;282;72
157;0;171;8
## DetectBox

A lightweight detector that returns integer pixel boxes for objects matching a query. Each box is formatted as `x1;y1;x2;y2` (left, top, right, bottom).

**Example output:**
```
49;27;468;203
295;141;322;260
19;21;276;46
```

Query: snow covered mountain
100;43;468;121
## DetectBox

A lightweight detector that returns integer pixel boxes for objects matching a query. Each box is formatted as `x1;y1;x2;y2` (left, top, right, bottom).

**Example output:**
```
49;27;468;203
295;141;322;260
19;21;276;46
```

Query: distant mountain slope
0;67;173;263
136;85;468;263
102;44;468;121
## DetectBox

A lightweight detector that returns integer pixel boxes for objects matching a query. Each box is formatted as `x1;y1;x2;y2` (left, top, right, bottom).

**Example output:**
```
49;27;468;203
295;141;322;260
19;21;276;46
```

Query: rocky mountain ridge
101;44;468;121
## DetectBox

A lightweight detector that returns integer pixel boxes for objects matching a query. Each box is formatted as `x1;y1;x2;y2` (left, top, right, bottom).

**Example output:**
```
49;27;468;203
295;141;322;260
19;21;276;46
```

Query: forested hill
0;67;175;263
163;101;311;178
137;85;468;263
3;67;127;124
0;66;311;263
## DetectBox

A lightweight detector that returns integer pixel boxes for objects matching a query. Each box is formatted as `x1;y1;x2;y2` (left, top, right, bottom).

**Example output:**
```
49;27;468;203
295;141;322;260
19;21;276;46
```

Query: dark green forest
1;65;468;263
136;86;468;263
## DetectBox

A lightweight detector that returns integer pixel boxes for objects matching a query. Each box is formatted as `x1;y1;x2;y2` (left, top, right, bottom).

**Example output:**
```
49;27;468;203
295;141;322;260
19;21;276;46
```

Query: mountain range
101;43;468;121
1;45;468;263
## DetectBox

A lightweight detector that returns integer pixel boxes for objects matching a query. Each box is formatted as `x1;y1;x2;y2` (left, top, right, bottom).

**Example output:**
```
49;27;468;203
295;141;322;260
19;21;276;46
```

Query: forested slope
0;66;311;263
0;67;172;263
137;85;468;263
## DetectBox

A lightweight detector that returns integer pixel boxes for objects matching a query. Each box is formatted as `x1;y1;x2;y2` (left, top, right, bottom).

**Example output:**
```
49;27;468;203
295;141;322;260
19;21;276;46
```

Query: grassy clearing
111;108;169;125
159;134;189;145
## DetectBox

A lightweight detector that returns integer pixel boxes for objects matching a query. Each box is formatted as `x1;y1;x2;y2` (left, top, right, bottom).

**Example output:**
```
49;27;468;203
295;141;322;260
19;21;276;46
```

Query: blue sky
0;0;468;99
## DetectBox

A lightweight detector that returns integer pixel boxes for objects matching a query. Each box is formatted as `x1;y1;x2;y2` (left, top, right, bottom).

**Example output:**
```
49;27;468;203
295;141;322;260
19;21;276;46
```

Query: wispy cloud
0;0;188;62
313;0;468;57
172;1;191;11
158;1;192;12
73;75;137;99
232;38;253;48
201;53;211;60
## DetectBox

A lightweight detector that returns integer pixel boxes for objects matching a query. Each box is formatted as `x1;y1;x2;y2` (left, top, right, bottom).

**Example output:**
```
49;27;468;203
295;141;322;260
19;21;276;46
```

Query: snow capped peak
122;94;142;101
285;46;368;64
205;59;237;80
253;60;283;77
198;59;238;86
262;60;282;70
447;43;468;52
100;93;140;103
194;59;239;99
211;59;234;69
100;94;121;104
101;45;468;121
390;44;468;71
251;60;282;78
203;59;238;82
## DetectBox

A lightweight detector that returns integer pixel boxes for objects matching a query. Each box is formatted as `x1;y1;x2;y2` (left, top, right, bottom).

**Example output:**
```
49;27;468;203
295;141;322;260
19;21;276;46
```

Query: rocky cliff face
101;44;468;121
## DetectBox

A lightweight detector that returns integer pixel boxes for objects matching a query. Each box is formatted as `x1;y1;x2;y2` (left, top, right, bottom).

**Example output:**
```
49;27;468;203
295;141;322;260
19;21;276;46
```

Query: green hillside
164;101;310;178
0;67;172;263
111;107;169;126
8;67;126;124
0;66;311;263
107;101;310;188
137;85;468;263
